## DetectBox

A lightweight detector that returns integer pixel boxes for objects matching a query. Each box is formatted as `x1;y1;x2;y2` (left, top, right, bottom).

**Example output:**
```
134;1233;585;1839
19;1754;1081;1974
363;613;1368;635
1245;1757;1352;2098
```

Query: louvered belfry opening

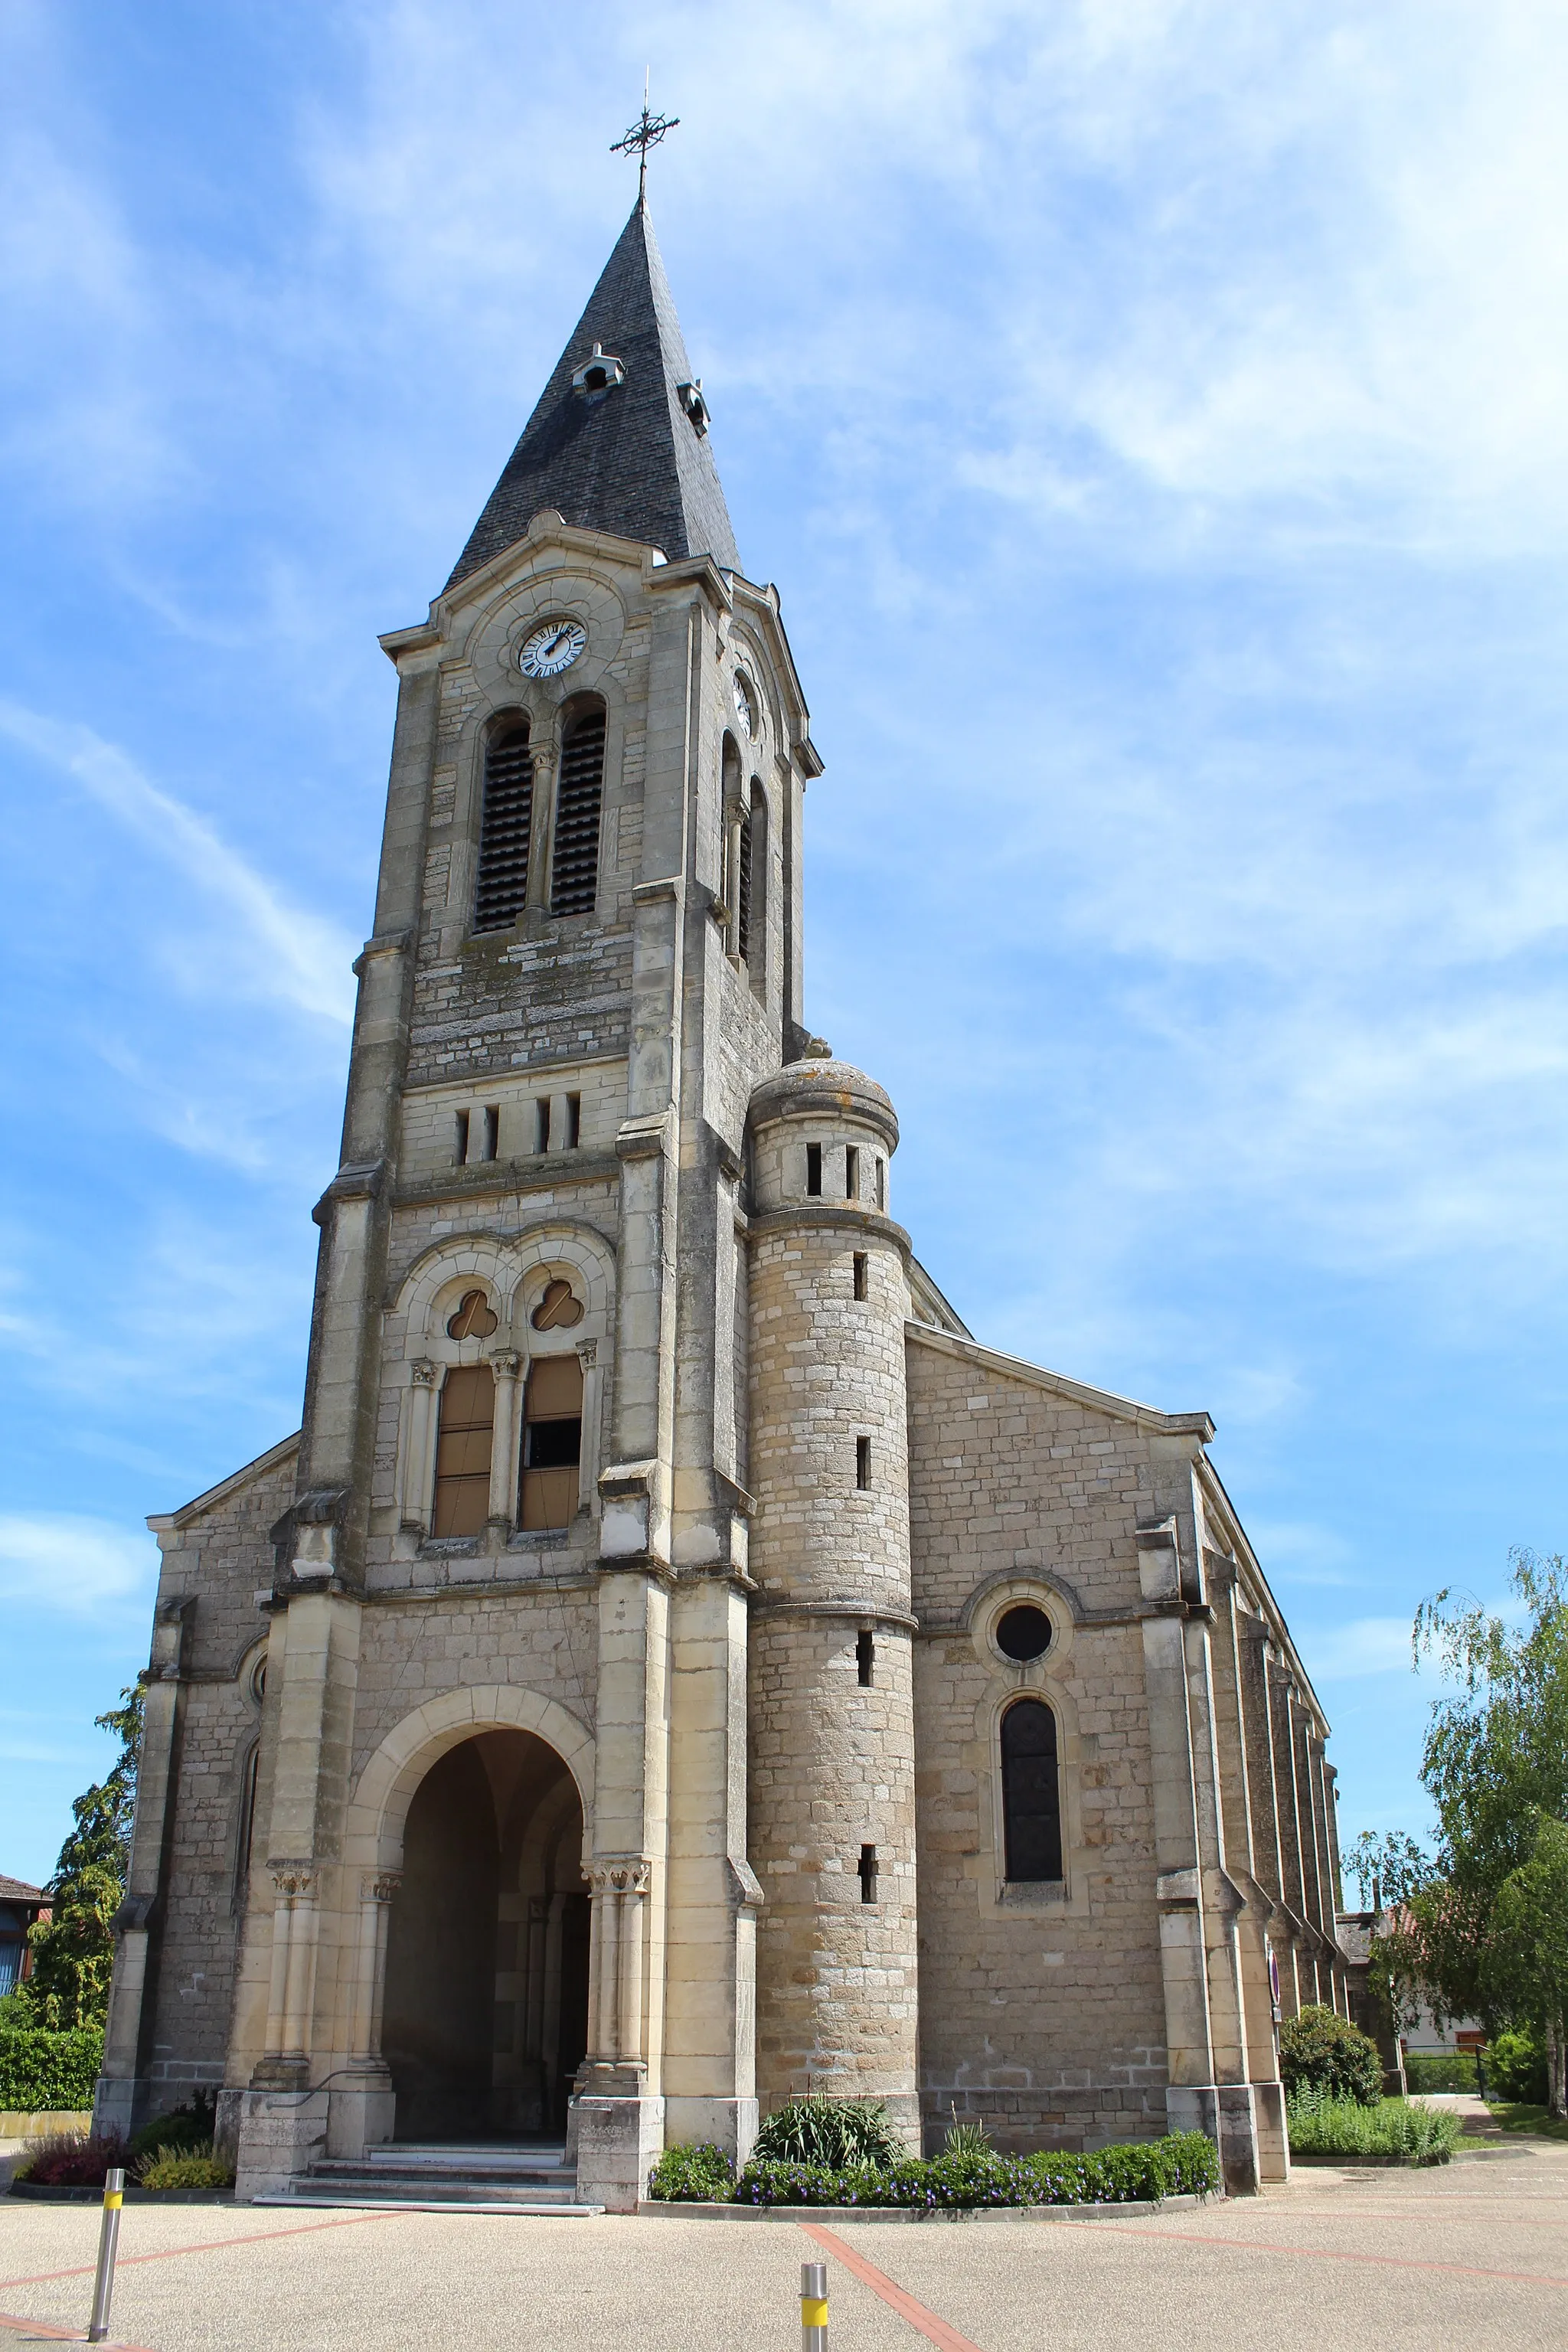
475;721;534;932
735;800;754;962
550;704;606;916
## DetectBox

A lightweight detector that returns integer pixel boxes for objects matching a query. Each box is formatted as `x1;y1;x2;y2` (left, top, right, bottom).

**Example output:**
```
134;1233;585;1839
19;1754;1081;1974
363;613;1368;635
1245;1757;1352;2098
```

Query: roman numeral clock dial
518;618;586;678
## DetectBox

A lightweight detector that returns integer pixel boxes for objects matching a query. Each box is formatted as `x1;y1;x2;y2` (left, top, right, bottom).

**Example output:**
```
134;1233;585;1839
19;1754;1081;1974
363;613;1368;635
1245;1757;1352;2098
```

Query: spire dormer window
572;342;626;400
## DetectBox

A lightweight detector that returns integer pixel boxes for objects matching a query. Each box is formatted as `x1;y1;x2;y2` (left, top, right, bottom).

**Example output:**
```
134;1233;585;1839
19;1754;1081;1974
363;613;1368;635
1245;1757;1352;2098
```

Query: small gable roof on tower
446;201;741;590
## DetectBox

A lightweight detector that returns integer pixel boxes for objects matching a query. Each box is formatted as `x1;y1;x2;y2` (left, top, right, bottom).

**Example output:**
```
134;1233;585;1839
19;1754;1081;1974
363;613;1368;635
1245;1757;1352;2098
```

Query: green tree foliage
21;1687;142;2031
1373;1553;1568;2115
1279;2004;1383;2106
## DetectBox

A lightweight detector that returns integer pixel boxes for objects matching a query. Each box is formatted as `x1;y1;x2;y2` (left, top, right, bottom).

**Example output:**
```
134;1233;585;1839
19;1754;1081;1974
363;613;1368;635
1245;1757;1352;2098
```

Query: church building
96;191;1351;2210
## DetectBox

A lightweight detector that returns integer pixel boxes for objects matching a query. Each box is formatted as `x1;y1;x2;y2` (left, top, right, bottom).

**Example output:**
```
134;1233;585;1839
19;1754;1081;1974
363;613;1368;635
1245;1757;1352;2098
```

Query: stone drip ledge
638;2191;1217;2223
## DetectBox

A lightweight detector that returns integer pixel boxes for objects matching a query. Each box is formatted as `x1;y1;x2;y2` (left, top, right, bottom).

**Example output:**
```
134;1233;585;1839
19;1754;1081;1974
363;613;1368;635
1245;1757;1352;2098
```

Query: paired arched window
475;721;534;933
520;1354;583;1530
473;703;606;932
1001;1698;1063;1883
433;1364;495;1537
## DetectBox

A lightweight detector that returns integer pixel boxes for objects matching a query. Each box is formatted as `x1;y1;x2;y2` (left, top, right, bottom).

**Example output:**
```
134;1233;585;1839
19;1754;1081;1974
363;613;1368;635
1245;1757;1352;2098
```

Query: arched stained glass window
1001;1699;1063;1883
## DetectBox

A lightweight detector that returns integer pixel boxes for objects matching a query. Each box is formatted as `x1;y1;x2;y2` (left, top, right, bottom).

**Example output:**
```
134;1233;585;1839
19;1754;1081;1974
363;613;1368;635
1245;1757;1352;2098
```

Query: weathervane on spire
611;71;679;206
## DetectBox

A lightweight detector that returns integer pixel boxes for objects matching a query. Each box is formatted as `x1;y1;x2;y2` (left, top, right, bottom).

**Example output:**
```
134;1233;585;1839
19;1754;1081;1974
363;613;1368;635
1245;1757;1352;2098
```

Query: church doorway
381;1728;589;2140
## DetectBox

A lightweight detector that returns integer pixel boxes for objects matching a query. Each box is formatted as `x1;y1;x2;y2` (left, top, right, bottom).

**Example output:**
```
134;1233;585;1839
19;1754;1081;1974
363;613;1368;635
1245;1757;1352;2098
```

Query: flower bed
648;2131;1219;2210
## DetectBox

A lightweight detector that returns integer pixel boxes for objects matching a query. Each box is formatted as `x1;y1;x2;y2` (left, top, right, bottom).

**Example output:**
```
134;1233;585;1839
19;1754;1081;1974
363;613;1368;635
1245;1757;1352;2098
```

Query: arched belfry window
475;720;534;933
735;795;754;963
739;780;766;972
551;704;606;916
1001;1698;1063;1883
433;1364;495;1537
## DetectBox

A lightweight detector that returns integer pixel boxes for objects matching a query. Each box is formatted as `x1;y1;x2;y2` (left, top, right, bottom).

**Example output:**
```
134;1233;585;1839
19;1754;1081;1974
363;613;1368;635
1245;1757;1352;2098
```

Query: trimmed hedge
1279;2006;1382;2107
1402;2052;1478;2094
0;2026;103;2112
648;2131;1219;2209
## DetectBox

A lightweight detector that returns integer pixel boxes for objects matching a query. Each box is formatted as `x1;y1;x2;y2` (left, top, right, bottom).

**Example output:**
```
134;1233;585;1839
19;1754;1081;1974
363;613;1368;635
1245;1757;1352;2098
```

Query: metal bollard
87;2165;125;2344
801;2258;828;2350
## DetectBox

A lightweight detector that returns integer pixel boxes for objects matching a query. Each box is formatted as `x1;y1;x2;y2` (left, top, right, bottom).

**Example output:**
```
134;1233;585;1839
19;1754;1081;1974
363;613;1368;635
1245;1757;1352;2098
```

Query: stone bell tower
221;193;829;2207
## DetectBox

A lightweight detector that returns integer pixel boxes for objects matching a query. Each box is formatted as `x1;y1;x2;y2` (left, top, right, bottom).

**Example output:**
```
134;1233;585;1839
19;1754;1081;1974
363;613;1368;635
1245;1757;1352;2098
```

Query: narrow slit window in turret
857;1629;875;1687
1001;1699;1063;1883
432;1364;495;1537
521;1354;583;1530
550;707;606;915
858;1844;879;1903
474;722;534;932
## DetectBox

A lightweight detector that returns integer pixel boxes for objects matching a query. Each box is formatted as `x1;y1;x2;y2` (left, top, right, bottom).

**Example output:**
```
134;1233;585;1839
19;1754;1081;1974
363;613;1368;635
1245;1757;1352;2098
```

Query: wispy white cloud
1302;1617;1417;1680
0;1515;158;1619
0;701;355;1025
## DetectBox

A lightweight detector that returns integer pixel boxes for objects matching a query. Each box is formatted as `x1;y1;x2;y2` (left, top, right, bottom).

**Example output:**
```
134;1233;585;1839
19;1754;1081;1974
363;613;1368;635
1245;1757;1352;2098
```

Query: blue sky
3;1;1566;1885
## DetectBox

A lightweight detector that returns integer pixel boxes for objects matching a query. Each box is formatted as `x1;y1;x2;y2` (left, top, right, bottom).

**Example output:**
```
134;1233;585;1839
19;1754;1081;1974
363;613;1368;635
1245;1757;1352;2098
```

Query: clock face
518;618;587;678
733;669;757;737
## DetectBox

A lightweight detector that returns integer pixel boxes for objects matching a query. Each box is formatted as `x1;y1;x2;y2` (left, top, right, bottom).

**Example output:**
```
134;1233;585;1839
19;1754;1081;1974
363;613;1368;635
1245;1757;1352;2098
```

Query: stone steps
256;2139;603;2216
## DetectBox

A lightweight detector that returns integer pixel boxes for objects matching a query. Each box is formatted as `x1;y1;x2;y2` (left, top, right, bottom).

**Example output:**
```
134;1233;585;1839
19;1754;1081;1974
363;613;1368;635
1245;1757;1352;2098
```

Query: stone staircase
256;2139;603;2215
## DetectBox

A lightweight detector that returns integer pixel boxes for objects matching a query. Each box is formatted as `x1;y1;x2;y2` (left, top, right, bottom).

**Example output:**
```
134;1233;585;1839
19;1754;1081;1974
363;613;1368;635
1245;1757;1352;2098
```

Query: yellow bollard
87;2165;125;2344
801;2258;828;2350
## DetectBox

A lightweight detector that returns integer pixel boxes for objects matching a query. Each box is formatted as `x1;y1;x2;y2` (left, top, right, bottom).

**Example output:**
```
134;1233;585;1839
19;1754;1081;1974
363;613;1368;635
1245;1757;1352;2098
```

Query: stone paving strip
0;2145;1565;2352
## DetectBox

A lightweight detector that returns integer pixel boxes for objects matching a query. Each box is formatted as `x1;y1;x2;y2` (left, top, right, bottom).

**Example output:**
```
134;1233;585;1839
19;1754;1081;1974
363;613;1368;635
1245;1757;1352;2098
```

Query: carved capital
488;1350;522;1379
576;1339;599;1368
410;1358;439;1388
270;1863;319;1901
585;1857;652;1897
361;1872;402;1904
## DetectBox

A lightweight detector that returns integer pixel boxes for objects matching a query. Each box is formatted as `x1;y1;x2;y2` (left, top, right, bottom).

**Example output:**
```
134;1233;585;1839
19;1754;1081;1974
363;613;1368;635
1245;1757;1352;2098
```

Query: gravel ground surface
2;2138;1565;2352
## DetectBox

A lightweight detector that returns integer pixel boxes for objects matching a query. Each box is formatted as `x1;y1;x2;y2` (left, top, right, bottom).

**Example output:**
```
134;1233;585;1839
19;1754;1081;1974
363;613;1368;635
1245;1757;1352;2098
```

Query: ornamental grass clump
750;2096;904;2169
136;2144;234;2192
1286;2089;1460;2164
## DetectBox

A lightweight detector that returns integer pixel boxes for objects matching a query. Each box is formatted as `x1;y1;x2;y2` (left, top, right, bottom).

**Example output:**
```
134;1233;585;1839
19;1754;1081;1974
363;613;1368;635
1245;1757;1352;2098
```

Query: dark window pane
996;1604;1052;1661
1001;1699;1062;1883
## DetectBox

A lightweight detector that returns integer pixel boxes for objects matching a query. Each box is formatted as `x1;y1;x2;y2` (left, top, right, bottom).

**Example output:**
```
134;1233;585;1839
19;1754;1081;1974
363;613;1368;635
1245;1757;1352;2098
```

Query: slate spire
446;201;741;590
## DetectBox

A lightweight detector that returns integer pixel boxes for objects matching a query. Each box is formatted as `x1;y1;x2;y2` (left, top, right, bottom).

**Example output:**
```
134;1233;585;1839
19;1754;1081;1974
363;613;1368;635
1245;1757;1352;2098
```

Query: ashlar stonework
98;197;1350;2210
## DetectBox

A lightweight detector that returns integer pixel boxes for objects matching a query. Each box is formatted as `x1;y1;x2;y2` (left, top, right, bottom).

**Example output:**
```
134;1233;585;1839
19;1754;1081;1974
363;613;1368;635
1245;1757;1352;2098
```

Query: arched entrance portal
381;1729;589;2140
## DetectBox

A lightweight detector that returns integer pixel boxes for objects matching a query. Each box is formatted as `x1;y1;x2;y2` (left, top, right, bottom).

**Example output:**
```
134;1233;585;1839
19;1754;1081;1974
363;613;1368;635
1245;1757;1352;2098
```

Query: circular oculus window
994;1602;1053;1662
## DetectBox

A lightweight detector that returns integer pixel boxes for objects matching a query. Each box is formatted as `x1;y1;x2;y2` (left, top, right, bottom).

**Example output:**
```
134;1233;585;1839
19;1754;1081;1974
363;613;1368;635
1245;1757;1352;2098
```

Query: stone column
488;1350;522;1529
327;1872;399;2157
576;1341;602;1517
399;1361;439;1531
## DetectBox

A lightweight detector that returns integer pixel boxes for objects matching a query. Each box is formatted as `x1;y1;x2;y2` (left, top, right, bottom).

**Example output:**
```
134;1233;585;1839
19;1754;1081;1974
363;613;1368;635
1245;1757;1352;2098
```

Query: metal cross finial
611;71;679;206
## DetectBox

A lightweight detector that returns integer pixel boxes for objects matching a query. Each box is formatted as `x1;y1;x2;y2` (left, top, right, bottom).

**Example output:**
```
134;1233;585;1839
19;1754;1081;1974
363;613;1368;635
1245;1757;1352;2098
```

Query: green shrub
731;2130;1220;2209
1286;2090;1459;2164
129;2092;217;2162
1402;2052;1478;2094
0;2026;103;2112
1487;2030;1550;2105
751;2096;904;2169
136;2143;234;2192
645;2141;736;2201
1279;2006;1383;2107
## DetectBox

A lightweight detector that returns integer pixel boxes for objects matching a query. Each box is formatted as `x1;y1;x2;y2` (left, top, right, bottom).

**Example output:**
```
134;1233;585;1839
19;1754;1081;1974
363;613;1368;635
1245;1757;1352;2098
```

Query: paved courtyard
2;2140;1566;2352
